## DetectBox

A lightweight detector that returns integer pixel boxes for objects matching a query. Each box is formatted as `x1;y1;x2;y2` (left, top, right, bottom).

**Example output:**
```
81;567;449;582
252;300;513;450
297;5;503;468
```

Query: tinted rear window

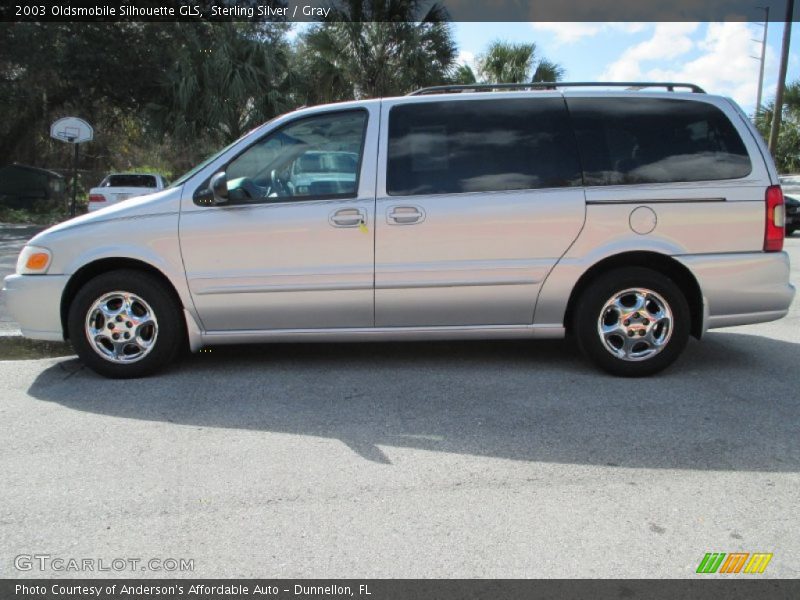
103;174;157;188
567;98;751;185
387;98;582;196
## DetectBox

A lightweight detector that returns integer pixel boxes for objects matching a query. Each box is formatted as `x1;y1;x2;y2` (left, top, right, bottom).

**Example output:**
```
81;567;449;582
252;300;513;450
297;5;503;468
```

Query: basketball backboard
50;117;93;143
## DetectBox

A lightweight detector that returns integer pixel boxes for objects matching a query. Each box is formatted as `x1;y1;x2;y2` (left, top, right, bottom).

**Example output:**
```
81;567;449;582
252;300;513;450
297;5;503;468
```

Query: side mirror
210;171;229;204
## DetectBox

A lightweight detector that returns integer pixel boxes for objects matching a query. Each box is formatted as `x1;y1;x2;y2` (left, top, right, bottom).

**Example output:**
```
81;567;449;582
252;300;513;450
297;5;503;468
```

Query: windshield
169;125;266;188
104;174;157;188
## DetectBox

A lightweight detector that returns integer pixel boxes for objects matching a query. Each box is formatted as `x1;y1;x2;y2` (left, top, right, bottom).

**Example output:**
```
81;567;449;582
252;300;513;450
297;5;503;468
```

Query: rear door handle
387;205;425;225
329;208;366;227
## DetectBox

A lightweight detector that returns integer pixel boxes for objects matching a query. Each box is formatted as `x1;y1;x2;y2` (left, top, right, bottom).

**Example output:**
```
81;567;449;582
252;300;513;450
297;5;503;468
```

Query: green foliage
146;23;292;168
477;41;564;84
532;58;565;83
294;21;457;103
0;205;76;225
755;80;800;173
783;81;800;112
451;63;477;85
0;17;559;187
124;165;175;181
273;0;457;104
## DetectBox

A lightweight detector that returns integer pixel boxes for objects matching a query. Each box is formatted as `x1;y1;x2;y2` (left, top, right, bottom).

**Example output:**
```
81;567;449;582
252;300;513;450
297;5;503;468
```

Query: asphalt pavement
0;229;798;578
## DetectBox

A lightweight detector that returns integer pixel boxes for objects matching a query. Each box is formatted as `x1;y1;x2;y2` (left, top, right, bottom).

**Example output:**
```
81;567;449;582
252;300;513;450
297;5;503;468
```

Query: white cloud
601;23;699;80
608;23;648;34
641;22;768;109
530;22;649;45
530;22;602;44
457;50;477;72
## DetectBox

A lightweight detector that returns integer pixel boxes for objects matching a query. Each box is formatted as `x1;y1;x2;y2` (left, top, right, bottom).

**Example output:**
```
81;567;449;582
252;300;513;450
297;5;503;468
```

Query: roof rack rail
408;82;706;96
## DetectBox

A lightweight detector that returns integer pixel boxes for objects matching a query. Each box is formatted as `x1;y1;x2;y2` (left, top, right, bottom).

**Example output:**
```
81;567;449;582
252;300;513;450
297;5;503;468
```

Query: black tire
573;267;690;377
788;227;798;237
67;269;185;378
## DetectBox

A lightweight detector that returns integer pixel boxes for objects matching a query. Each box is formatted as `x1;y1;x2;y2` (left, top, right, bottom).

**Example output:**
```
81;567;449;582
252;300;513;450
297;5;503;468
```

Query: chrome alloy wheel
85;291;159;363
597;288;673;362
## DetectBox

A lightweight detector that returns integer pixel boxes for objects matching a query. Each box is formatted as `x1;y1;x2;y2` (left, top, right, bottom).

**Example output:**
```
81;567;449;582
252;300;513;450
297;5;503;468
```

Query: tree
531;58;565;83
756;80;800;173
0;16;570;193
0;22;298;178
0;23;177;168
451;63;477;85
783;80;800;113
476;40;564;84
146;23;292;168
291;0;457;103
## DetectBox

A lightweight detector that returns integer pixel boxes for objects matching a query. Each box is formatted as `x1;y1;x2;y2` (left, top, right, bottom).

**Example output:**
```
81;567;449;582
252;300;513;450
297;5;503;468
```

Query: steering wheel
227;177;268;203
269;169;289;197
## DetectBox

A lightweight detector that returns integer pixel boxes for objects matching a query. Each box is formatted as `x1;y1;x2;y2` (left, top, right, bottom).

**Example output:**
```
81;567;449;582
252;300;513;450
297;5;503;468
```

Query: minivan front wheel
573;268;690;376
68;269;185;378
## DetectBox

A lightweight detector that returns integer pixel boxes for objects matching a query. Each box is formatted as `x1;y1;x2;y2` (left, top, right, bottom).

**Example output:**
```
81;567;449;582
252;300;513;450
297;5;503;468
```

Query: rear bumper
2;274;69;341
676;251;795;334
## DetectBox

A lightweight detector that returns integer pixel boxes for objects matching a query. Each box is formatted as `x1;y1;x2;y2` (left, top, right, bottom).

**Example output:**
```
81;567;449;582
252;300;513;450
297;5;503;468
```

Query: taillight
88;194;106;203
764;185;784;252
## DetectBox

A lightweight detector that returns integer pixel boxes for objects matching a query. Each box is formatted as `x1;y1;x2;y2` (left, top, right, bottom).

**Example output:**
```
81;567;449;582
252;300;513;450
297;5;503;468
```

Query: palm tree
531;58;565;83
148;22;292;164
291;0;458;104
755;79;800;173
477;40;564;84
451;63;477;85
784;80;800;113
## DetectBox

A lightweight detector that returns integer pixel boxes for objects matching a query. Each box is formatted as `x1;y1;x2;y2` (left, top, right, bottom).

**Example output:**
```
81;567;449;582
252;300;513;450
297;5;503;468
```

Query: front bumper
2;274;69;341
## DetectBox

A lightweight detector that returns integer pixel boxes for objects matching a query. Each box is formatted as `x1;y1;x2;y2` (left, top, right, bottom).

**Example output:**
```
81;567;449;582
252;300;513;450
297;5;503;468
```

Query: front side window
207;110;367;205
567;98;752;185
386;98;582;196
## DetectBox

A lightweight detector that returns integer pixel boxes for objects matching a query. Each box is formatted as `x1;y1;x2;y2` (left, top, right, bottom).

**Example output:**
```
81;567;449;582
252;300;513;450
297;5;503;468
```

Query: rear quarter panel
535;93;771;328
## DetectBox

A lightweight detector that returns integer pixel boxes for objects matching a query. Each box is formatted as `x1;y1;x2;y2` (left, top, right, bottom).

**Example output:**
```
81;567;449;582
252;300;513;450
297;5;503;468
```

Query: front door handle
387;205;425;225
330;208;366;227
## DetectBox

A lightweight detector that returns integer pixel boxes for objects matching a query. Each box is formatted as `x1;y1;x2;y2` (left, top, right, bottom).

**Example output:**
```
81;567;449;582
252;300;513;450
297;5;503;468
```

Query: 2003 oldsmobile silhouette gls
3;82;794;378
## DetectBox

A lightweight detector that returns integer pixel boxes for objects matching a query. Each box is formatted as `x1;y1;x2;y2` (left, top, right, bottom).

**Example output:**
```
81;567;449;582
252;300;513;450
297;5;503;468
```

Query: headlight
16;245;52;275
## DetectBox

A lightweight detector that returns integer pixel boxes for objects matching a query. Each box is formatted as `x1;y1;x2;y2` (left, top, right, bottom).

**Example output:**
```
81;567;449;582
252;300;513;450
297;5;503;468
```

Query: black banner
2;580;800;600
1;0;799;23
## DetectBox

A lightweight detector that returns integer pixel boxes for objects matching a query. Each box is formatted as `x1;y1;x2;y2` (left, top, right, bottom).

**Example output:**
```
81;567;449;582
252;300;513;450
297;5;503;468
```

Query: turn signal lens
26;253;50;270
16;245;52;275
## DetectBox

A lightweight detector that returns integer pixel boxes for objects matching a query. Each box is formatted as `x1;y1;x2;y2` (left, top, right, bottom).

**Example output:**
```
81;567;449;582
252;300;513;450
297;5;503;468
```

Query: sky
452;22;800;114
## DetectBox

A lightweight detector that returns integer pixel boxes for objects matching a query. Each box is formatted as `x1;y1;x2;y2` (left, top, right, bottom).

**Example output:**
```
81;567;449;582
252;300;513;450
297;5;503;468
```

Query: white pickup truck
87;173;167;212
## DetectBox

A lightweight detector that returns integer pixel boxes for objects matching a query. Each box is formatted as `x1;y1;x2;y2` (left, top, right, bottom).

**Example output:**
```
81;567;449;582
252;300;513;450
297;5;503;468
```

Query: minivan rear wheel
573;267;690;376
67;269;184;378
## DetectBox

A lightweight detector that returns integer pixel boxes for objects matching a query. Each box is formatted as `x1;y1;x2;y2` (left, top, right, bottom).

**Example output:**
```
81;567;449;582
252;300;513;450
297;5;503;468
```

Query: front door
179;107;377;331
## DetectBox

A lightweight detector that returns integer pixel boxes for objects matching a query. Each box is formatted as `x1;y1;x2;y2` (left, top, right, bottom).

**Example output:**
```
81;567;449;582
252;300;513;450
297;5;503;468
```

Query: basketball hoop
50;117;93;217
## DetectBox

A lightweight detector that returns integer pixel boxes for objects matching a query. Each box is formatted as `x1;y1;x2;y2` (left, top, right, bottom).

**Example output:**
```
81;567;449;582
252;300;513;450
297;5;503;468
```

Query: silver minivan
3;82;795;378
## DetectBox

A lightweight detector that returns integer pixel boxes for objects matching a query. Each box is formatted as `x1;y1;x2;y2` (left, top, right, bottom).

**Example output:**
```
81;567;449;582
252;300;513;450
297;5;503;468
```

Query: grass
0;335;74;360
0;205;85;226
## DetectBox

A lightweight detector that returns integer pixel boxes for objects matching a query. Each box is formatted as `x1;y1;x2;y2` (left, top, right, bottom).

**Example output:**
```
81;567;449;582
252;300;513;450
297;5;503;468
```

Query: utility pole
768;0;794;154
70;141;80;217
753;6;769;116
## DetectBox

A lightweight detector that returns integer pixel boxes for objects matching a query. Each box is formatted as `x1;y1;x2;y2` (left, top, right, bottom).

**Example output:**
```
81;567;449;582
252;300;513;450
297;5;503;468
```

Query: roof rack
408;82;706;96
